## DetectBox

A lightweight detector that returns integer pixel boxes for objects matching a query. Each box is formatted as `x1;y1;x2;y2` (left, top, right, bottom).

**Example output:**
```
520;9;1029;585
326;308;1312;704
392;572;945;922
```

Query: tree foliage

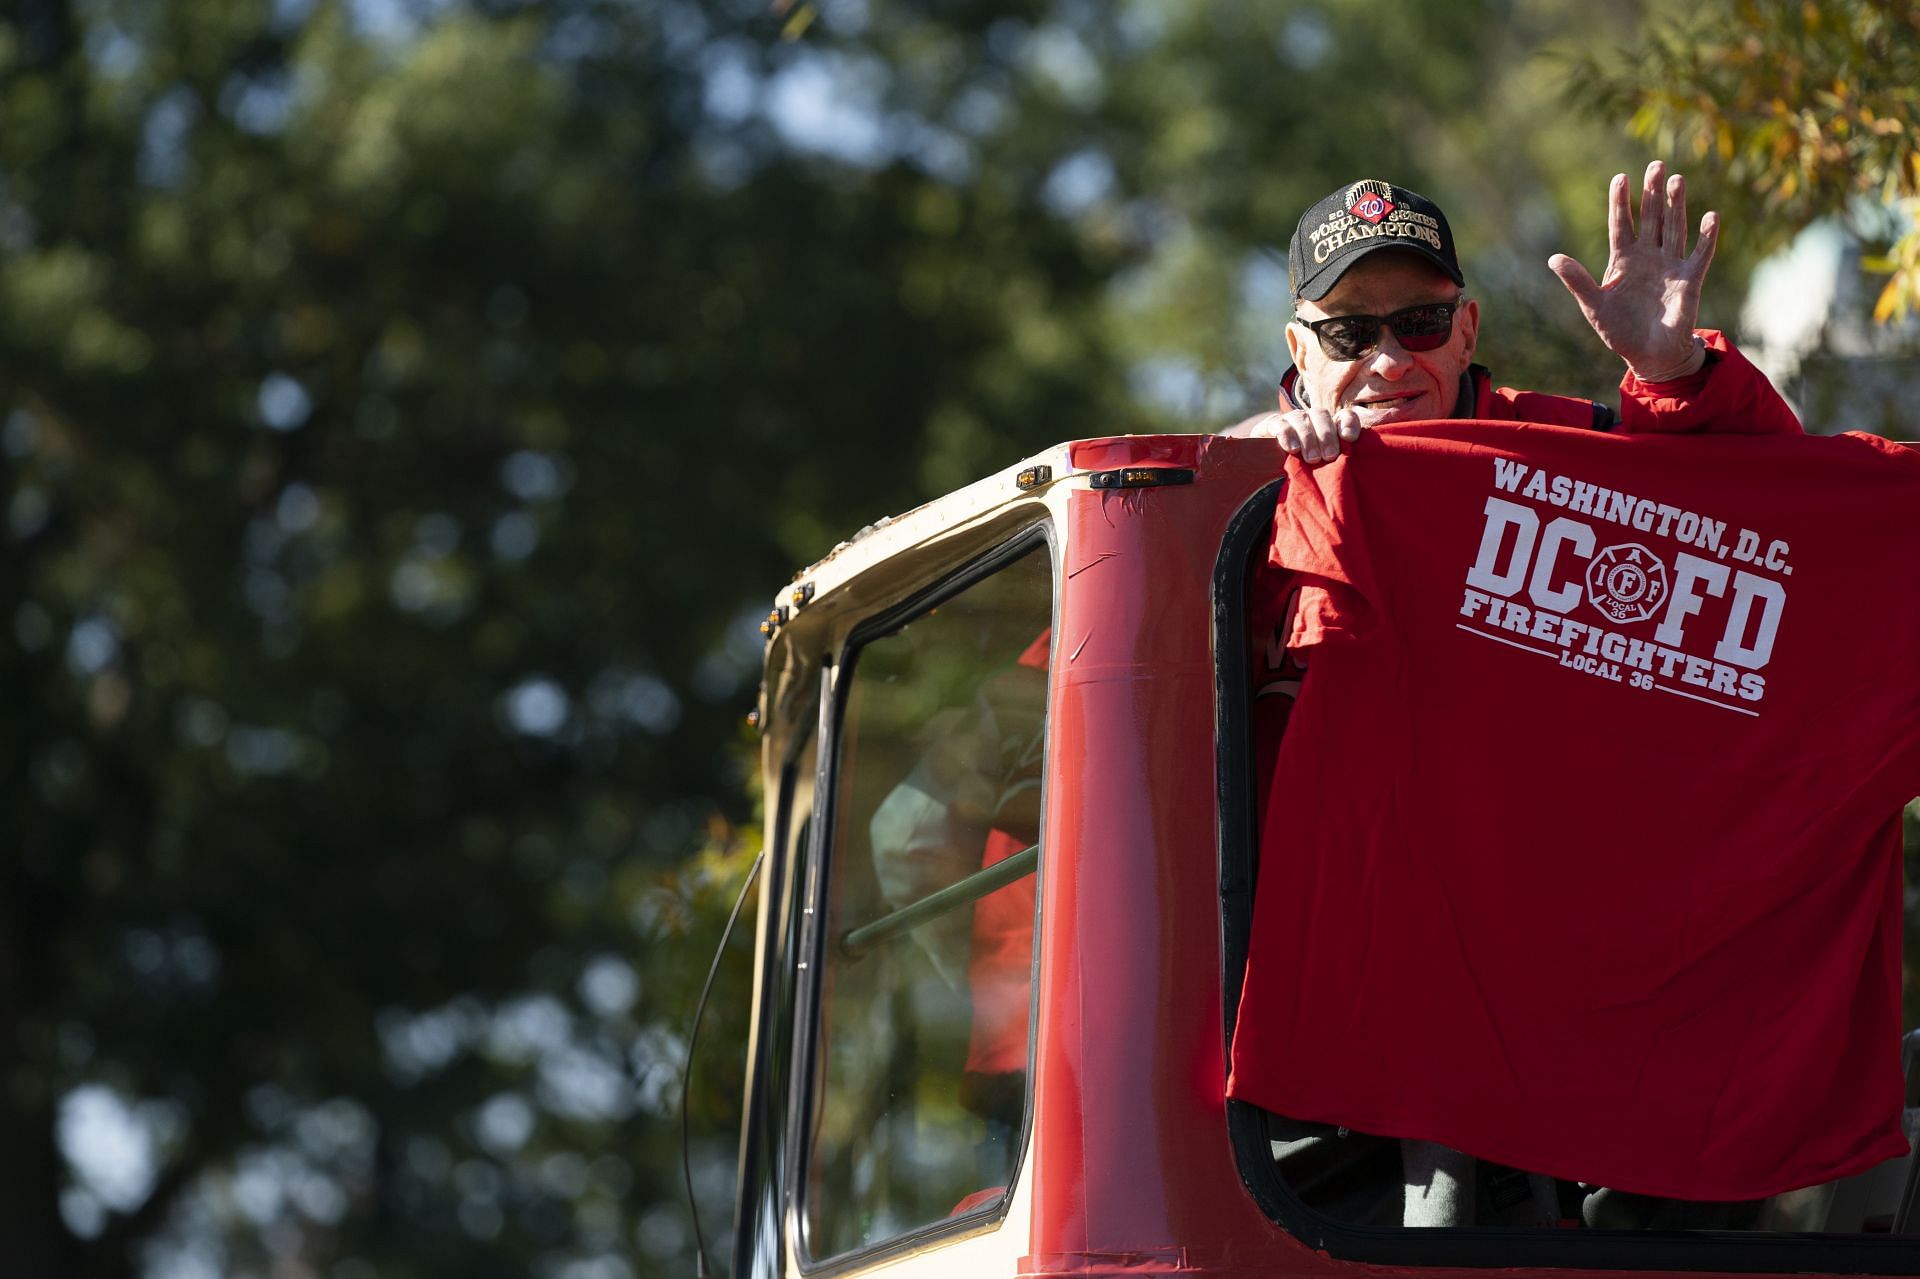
1566;0;1920;321
0;0;1155;1272
0;0;1780;1274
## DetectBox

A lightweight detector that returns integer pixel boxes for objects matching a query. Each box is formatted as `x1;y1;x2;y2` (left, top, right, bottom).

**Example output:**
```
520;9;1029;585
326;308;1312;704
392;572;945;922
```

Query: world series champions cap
1288;179;1465;301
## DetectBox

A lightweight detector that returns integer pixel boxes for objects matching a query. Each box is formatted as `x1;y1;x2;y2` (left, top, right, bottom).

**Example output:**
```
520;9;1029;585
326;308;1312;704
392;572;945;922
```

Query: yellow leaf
1872;275;1902;323
781;3;817;40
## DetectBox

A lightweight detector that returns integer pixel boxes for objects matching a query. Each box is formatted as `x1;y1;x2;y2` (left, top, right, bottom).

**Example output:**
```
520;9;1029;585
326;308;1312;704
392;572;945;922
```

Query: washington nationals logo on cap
1585;543;1670;624
1346;180;1396;225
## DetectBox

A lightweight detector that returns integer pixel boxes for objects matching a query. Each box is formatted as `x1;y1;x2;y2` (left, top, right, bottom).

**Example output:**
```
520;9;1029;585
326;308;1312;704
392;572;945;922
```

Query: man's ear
1458;298;1480;362
1285;319;1310;372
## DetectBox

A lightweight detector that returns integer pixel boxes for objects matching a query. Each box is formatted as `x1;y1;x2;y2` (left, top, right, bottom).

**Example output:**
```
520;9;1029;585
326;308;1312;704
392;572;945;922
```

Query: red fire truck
730;432;1920;1279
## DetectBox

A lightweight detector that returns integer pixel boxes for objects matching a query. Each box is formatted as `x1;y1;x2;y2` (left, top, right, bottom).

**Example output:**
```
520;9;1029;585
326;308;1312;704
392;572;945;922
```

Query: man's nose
1367;328;1416;378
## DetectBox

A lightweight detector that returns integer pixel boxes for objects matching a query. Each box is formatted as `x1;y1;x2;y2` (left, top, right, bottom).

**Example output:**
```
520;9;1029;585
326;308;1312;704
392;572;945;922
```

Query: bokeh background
3;0;1915;1275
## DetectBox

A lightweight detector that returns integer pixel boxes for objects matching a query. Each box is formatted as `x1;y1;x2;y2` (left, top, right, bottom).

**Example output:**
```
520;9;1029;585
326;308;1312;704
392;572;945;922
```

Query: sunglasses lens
1306;301;1458;360
1389;304;1455;352
1316;318;1378;361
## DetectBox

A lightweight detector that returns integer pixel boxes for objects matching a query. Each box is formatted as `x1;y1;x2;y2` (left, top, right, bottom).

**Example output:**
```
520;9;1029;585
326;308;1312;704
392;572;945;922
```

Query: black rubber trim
788;522;1055;1276
1211;483;1920;1273
1214;479;1281;1048
731;713;818;1279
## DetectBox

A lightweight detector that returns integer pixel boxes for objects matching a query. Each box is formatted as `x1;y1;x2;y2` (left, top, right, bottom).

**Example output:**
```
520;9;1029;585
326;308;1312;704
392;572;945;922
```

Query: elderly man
1232;165;1801;1231
1224;162;1799;450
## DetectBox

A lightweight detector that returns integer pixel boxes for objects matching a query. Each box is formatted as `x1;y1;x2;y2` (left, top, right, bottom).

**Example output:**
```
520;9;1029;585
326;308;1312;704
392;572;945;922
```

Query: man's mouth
1353;389;1423;407
1349;390;1433;420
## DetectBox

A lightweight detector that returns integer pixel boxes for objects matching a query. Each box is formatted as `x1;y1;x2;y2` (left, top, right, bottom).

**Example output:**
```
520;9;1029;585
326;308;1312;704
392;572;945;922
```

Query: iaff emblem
1585;543;1669;623
1346;180;1395;224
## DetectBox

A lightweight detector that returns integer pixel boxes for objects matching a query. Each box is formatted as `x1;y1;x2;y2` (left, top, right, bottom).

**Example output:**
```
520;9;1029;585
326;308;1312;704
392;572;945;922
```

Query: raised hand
1548;160;1717;383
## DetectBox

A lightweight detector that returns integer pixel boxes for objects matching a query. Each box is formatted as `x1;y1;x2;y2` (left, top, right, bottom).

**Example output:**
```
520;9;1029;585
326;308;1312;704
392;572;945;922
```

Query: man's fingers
1690;210;1720;276
1638;160;1666;246
1233;401;1370;452
1312;409;1346;460
1548;253;1601;311
1280;409;1339;462
1295;411;1327;461
1606;172;1631;257
1663;173;1687;257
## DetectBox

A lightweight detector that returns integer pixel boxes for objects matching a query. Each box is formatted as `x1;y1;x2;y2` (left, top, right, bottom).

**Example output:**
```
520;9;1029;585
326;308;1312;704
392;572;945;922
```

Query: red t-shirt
1228;422;1920;1201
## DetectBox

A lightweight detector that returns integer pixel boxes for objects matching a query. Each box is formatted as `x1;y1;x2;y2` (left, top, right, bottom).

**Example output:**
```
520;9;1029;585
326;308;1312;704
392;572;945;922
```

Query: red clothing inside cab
1230;423;1920;1201
965;629;1050;1078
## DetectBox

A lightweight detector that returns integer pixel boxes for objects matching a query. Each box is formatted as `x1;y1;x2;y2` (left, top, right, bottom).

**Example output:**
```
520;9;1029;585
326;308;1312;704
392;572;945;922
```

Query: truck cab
733;432;1920;1279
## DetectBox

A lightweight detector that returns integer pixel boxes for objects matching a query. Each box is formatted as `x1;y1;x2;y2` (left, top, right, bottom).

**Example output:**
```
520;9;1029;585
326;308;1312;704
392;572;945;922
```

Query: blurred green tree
0;0;1745;1274
2;0;1144;1272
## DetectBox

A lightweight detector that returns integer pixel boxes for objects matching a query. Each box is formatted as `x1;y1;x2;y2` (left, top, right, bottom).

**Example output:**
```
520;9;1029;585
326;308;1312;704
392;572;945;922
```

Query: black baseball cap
1288;179;1464;301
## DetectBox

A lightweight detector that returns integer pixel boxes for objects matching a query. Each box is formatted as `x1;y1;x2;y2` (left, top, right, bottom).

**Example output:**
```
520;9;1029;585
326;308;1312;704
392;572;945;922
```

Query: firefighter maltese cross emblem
1585;543;1669;624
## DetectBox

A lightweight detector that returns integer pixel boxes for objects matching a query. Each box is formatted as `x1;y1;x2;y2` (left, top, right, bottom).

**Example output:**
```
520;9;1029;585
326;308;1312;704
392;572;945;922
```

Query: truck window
797;537;1050;1266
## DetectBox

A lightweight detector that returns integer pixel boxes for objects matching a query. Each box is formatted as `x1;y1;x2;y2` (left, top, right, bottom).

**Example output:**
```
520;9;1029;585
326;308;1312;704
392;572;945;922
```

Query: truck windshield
800;538;1051;1264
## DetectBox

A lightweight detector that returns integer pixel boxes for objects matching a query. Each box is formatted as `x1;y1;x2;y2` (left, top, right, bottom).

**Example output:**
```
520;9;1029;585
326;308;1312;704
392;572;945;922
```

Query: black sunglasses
1296;297;1464;361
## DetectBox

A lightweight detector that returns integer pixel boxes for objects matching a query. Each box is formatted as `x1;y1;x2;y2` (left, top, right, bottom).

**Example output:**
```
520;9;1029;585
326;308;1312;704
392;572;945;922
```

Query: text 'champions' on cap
1288;179;1464;301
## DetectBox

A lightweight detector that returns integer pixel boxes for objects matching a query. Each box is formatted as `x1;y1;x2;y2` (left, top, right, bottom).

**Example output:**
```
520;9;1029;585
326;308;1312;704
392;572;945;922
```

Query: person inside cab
1228;165;1802;1228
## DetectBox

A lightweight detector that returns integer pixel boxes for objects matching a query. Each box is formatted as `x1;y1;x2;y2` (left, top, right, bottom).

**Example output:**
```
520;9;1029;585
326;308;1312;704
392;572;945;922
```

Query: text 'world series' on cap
1288;179;1465;302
